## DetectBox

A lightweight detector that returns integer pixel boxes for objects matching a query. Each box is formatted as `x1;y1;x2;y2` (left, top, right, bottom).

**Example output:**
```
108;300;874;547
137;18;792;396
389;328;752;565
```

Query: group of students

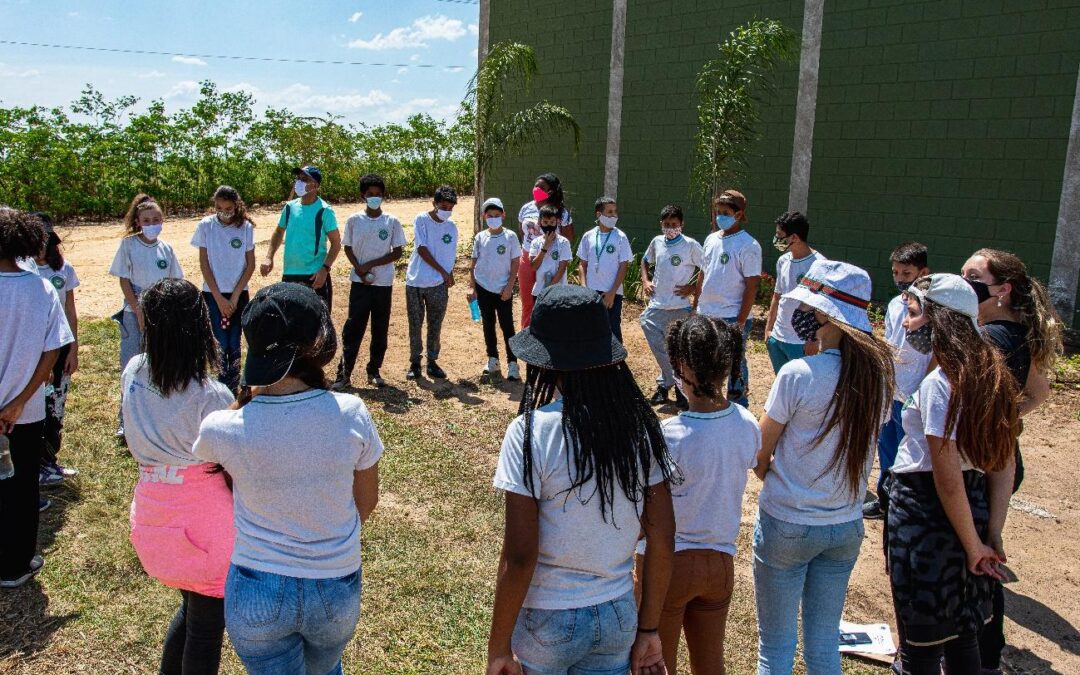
0;166;1065;675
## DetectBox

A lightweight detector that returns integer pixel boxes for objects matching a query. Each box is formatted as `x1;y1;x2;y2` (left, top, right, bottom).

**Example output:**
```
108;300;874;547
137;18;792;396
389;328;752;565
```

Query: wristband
637;627;658;634
322;264;331;272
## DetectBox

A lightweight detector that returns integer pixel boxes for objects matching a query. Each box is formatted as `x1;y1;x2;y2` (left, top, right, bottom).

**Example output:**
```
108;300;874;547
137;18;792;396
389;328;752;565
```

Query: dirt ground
59;197;1080;674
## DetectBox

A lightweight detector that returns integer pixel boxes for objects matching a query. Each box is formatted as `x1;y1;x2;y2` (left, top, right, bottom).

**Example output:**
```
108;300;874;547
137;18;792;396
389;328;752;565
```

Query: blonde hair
123;193;160;236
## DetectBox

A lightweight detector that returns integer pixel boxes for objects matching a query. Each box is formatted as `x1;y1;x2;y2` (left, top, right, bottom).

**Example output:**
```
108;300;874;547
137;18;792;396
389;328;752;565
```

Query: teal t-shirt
277;198;339;276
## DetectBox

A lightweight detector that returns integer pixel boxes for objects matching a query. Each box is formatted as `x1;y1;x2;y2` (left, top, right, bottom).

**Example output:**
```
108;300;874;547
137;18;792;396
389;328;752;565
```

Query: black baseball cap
292;165;323;184
509;285;627;371
240;282;328;387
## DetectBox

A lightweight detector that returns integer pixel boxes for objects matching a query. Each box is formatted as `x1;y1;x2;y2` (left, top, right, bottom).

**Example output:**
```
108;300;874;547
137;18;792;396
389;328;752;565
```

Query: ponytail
123;193;155;236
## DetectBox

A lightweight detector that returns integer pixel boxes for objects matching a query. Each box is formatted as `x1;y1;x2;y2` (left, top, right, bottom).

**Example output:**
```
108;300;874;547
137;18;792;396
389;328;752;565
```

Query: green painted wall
487;0;1080;318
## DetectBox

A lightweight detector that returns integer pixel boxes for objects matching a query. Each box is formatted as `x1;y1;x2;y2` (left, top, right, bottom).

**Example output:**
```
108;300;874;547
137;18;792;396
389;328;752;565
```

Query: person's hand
501;286;514;302
135;307;146;332
467;290;477;303
227;297;239;317
444;271;456;289
214;294;232;319
64;346;79;376
673;283;692;298
966;542;1007;581
356;263;370;277
602;290;616;309
986;532;1007;563
260;257;274;277
543;230;556;247
0;399;25;434
642;280;655;298
486;654;523;675
311;267;329;290
630;632;667;675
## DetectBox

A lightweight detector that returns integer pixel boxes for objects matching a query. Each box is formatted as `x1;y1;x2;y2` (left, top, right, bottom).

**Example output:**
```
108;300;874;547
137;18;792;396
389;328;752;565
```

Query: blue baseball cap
292;165;323;184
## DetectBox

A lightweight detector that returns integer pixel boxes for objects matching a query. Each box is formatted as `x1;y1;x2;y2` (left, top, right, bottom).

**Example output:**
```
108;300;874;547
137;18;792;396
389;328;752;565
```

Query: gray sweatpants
405;283;449;364
639;305;692;389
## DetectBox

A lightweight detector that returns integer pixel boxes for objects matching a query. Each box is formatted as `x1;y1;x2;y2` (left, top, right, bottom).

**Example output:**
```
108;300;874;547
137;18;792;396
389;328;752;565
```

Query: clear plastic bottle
0;434;13;480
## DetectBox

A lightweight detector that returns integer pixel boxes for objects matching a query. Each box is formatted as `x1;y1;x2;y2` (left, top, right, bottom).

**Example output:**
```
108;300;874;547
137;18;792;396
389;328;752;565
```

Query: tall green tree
466;41;580;231
692;19;798;207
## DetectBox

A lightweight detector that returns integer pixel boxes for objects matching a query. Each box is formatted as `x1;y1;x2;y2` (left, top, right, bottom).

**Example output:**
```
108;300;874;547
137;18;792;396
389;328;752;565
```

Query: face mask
485;216;503;229
217;210;235;223
541;224;557;235
294;179;308;197
597;214;618;229
140;223;163;240
436;208;453;221
532;187;549;203
791;308;823;342
662;226;683;240
773;234;791;252
895;280;913;293
715;214;736;229
967;279;993;304
365;196;383;210
906;324;933;354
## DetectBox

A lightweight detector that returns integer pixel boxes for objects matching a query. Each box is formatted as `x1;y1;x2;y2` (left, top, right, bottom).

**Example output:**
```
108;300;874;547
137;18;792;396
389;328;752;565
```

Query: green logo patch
378;229;389;240
156;259;168;270
551;250;560;261
670;255;683;267
496;244;506;255
605;244;615;254
50;275;65;289
441;233;452;244
230;238;243;249
720;252;730;265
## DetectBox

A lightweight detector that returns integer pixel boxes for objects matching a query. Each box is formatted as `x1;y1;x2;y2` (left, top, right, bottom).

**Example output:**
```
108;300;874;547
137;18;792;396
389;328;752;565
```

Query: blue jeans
512;590;638;675
753;510;864;675
203;291;248;393
876;400;904;494
765;336;804;375
596;291;624;343
720;317;752;406
224;565;361;675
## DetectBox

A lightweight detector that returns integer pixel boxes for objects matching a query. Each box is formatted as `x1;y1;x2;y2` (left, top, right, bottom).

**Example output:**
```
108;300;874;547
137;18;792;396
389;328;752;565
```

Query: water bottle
0;435;13;480
469;297;481;322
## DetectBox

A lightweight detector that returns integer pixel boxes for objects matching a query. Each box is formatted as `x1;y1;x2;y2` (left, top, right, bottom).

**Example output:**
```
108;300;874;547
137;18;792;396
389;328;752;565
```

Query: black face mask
791;308;823;342
967;279;993;304
541;225;557;235
906;324;933;354
895;280;913;293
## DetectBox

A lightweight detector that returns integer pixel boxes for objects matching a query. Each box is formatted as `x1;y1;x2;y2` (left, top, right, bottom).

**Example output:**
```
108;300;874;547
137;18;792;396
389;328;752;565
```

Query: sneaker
862;500;884;520
39;463;64;487
506;362;521;381
38;498;51;513
649;386;669;406
53;462;78;478
406;363;422;380
427;361;447;379
367;370;386;388
483;357;500;375
330;376;349;392
0;555;44;589
674;387;689;411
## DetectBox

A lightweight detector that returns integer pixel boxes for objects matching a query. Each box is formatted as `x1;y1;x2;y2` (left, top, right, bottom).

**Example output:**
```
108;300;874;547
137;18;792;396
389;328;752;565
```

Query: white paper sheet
838;620;896;656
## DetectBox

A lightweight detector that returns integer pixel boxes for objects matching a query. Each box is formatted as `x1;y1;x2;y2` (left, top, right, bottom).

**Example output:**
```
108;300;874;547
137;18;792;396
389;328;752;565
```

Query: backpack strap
282;204;291;228
314;207;325;259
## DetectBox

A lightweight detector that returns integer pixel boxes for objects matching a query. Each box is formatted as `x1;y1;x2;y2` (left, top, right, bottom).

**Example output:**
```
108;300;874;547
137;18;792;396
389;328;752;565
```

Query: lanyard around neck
594;228;615;262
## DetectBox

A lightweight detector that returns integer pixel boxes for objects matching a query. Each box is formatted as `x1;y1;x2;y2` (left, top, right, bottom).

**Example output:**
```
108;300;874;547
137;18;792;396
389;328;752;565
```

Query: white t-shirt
576;227;634;295
760;350;881;525
886;294;934;401
493;399;666;610
121;354;234;467
190;216;255;294
892;368;977;474
0;271;74;424
406;213;458;288
639;406;759;556
36;261;80;307
193;390;384;579
528;235;572;296
698;229;762;319
518;200;572;251
770;250;825;344
643;235;704;310
343;212;407;287
471;229;522;294
108;236;184;310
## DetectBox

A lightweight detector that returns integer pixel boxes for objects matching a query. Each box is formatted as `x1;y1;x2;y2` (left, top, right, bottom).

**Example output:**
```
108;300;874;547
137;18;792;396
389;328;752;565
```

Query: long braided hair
665;315;743;400
140;279;219;396
518;361;678;523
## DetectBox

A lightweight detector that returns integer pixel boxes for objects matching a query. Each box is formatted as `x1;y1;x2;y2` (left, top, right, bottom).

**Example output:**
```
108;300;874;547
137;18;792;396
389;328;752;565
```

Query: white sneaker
507;362;521;381
484;357;500;374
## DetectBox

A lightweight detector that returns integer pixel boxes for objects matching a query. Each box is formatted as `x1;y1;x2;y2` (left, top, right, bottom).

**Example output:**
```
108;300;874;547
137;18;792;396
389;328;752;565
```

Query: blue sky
0;0;480;125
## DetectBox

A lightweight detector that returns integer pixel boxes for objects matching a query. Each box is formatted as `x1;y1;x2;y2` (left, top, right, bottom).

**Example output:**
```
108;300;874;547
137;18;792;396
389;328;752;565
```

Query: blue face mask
715;214;737;229
365;196;383;210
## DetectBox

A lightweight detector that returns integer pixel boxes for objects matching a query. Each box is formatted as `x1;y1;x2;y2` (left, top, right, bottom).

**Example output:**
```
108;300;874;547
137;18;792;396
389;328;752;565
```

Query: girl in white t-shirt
636;315;760;675
887;274;1018;675
191;186;256;393
517;172;573;327
753;260;894;675
30;213;80;486
109;195;183;438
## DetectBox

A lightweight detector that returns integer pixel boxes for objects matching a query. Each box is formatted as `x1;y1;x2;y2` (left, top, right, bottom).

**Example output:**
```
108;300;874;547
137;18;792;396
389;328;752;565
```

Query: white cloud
348;14;467;50
444;66;464;73
226;83;393;112
0;63;41;78
66;11;80;17
172;55;208;66
397;67;408;75
137;70;167;79
410;54;421;62
349;11;363;23
468;23;479;36
165;80;201;100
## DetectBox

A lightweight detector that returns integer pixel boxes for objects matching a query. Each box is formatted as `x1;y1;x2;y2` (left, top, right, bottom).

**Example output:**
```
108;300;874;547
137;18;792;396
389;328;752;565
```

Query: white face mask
293;179;308;197
598;214;618;229
140;223;163;240
486;216;503;229
436;208;453;221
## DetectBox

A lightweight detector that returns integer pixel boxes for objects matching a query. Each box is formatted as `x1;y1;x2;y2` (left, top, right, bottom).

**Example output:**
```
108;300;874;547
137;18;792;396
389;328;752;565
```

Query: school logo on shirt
497;244;507;255
379;229;389;240
50;275;65;289
670;255;683;267
442;233;452;244
605;244;615;254
720;252;730;265
156;259;168;270
551;250;561;261
230;238;243;249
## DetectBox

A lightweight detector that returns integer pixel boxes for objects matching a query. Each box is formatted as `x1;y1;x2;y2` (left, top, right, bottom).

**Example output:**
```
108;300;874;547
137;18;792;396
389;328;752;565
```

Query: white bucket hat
905;273;980;330
782;259;873;333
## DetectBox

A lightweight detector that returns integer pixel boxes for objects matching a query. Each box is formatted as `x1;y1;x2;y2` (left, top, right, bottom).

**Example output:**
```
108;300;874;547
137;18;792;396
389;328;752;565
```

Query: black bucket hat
509;285;627;371
241;282;327;387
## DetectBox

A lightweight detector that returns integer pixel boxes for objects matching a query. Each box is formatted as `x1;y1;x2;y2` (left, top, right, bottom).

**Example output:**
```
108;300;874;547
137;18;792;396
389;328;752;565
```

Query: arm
765;292;780;335
118;277;144;330
311;229;342;289
356;247;404;277
261;227;285;276
578;260;589;288
529;244;548;271
640;257;655;298
486;492;539;675
352;464;379;524
230;250;256;305
633;481;675;675
552;261;570;285
985;459;1015;560
736;275;761;326
468;255;479;302
199;248;230;315
503;257;520;301
1017;368;1050;418
754;414;786;480
417;246;451;279
609;261;629;295
63;291;79;375
0;348;61;433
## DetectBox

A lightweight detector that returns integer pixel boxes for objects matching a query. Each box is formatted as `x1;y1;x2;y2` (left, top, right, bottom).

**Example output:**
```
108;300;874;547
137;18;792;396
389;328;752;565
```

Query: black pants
160;590;226;675
340;283;393;377
282;273;333;312
42;343;71;464
0;422;43;579
898;630;982;675
476;285;517;361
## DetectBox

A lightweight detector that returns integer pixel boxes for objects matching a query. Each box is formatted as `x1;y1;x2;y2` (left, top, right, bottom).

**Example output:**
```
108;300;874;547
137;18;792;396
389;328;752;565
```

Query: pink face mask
532;187;549;203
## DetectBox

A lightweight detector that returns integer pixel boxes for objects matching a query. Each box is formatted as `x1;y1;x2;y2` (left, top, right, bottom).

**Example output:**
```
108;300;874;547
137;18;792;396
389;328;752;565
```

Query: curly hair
665;315;742;401
0;208;47;261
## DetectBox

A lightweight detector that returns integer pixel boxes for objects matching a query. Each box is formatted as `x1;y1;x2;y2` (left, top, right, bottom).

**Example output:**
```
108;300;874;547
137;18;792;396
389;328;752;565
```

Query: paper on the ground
838;620;896;655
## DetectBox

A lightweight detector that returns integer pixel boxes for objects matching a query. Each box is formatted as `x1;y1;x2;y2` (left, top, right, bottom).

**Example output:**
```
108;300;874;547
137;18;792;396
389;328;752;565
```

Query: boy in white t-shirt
639;205;703;410
577;197;634;342
698;190;760;406
765;211;825;374
468;197;522;380
864;241;931;520
527;205;571;305
333;174;406;390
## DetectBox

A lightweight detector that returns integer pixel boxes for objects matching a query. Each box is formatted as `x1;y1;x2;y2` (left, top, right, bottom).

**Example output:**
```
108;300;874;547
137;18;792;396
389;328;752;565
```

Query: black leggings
899;631;982;675
160;590;225;675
